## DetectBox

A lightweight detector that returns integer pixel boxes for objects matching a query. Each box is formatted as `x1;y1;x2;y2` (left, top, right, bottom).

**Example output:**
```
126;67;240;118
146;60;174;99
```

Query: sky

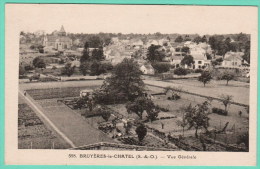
6;4;258;35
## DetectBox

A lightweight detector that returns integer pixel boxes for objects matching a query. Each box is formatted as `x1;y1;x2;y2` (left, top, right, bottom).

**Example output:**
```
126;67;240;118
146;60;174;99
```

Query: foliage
135;123;147;142
221;71;236;85
181;55;194;67
79;61;89;76
32;57;46;68
24;65;34;71
91;48;104;60
95;58;144;103
175;36;183;43
151;62;170;73
181;46;190;54
195;69;203;73
174;67;188;75
212;107;228;116
19;65;26;76
237;132;249;149
61;63;75;77
184;102;210;138
147;45;165;62
219;94;233;113
126;96;160;121
198;71;212;87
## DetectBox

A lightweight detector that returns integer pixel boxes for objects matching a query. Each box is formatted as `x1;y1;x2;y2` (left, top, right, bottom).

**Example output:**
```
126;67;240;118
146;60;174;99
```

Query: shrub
174;67;188;75
151;62;171;73
195;69;203;73
212;107;228;116
52;66;57;70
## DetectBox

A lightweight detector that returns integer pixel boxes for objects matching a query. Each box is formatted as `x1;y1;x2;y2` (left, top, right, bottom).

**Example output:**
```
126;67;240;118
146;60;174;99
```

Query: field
20;77;249;151
18;103;71;149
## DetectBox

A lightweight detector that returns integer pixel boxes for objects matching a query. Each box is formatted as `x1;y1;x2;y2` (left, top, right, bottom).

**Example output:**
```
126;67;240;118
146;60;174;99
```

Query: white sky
6;4;258;35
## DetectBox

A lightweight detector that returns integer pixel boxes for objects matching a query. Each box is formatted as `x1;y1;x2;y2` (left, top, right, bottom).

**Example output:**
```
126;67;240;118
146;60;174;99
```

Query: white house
222;52;245;67
192;53;208;69
140;64;155;75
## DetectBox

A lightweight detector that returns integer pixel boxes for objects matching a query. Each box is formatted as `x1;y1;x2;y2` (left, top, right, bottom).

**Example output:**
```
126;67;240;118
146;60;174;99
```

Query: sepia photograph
4;3;258;166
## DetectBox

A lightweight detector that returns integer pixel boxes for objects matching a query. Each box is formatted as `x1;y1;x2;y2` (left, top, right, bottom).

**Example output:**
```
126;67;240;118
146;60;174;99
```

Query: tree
181;46;190;54
79;61;90;76
80;42;90;63
151;62;170;73
135;123;147;142
61;63;75;77
201;35;207;43
181;55;194;67
175;36;183;43
32;57;46;68
174;67;188;76
220;94;233;113
147;45;165;62
126;96;159;121
90;61;102;76
91;48;104;61
100;106;112;122
242;40;250;64
198;71;212;87
19;65;26;76
184;102;210;138
221;71;235;85
97;58;145;102
193;36;202;44
87;35;103;48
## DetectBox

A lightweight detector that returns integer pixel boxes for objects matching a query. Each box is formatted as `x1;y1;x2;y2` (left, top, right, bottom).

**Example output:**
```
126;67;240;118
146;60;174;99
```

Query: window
198;61;202;64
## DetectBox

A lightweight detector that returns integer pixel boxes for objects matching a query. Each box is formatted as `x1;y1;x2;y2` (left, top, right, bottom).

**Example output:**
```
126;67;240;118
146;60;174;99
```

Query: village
18;26;250;151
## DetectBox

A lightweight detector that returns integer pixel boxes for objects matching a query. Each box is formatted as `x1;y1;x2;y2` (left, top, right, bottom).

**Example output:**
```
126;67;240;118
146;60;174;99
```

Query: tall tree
79;61;90;76
147;45;165;62
99;58;145;102
135;123;147;142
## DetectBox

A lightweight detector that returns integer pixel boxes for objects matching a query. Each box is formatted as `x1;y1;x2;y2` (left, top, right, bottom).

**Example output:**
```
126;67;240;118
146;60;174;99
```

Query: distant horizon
21;29;251;36
9;4;257;36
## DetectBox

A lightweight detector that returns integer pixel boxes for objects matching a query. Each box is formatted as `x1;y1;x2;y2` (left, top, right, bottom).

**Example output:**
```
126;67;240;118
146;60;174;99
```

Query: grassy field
144;78;249;105
18;103;71;149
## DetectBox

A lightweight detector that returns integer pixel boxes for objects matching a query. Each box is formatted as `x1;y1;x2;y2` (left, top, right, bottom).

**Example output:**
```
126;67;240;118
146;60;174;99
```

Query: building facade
43;26;72;51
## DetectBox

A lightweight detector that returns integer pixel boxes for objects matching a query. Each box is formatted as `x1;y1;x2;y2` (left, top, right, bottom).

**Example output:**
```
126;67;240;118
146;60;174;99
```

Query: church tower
58;25;66;36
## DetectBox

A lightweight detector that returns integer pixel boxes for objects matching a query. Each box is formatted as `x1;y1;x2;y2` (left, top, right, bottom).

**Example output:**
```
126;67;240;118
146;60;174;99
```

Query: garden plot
18;103;71;149
27;86;99;100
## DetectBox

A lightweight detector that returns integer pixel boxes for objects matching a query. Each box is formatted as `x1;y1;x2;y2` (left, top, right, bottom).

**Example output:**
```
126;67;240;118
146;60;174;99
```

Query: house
191;53;208;69
170;55;183;68
222;52;246;67
43;26;72;51
140;64;155;75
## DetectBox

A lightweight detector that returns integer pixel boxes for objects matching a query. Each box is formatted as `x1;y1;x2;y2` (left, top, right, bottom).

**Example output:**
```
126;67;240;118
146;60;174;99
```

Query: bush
24;65;34;71
212;107;228;116
174;67;188;75
195;69;203;73
152;62;171;73
52;66;57;70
